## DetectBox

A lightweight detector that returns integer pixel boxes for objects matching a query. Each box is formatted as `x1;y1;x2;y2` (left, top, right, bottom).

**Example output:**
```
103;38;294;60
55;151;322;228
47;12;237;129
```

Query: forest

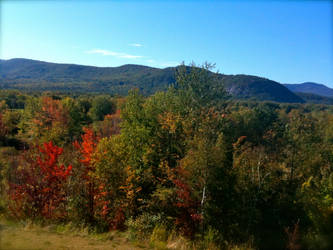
0;64;333;249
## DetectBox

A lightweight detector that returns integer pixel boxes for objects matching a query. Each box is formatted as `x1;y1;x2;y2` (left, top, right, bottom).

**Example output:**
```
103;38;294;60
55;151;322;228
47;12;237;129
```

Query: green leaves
173;62;229;112
89;95;115;121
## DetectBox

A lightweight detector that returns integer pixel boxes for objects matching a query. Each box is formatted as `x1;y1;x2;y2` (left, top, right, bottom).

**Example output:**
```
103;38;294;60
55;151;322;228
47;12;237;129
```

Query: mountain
220;74;304;103
0;58;304;103
284;82;333;98
0;58;176;95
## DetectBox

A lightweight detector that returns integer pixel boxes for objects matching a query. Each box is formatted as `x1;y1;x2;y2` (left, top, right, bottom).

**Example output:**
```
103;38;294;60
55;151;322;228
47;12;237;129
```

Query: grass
0;220;148;250
0;218;254;250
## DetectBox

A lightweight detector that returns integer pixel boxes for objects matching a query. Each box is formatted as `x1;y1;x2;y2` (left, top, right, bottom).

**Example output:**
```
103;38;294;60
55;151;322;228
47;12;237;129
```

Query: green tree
89;95;115;121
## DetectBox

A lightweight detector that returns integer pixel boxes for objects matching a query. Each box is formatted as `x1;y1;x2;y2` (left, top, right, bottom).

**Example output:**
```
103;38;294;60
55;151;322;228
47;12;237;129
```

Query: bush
126;213;164;240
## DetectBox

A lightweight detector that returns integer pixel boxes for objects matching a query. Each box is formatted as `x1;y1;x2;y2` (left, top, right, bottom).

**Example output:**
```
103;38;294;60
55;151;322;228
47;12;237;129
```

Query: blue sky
1;0;332;87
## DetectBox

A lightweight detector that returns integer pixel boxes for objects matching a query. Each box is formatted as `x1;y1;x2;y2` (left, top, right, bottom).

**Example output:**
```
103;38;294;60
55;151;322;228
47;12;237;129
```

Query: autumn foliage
74;127;99;169
173;173;202;238
73;127;101;222
0;113;7;138
2;65;333;249
9;141;72;220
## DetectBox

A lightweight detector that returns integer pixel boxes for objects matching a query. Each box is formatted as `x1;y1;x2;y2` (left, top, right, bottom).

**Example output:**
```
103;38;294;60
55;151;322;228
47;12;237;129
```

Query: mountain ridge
0;58;304;103
284;82;333;97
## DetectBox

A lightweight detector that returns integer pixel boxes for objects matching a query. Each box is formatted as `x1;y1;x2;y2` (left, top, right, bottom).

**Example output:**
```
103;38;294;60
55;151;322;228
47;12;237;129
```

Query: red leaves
9;141;72;220
109;207;126;230
172;167;202;238
74;127;99;169
37;141;72;180
74;127;110;223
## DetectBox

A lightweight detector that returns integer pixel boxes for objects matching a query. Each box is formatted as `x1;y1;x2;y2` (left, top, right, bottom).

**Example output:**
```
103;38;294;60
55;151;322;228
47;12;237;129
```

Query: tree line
0;64;333;249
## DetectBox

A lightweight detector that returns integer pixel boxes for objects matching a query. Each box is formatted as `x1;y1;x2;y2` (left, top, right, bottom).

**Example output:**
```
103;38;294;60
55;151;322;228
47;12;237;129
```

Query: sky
1;0;332;87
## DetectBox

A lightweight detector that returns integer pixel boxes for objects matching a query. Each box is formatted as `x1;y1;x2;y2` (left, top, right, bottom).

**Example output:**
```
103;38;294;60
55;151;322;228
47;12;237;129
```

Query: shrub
126;213;163;240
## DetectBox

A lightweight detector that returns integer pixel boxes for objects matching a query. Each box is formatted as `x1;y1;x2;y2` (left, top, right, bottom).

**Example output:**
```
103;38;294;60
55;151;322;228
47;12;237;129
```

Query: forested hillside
0;58;175;95
1;64;332;249
1;58;304;103
295;92;333;105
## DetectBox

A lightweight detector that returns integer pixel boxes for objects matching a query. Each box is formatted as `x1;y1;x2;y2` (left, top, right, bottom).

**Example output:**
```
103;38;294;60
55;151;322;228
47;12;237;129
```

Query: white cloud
129;43;143;47
86;49;143;59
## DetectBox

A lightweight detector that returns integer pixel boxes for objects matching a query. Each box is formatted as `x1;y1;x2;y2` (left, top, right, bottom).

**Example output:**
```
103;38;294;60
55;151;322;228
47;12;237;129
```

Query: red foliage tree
172;167;202;238
74;127;98;170
9;141;72;220
73;127;102;223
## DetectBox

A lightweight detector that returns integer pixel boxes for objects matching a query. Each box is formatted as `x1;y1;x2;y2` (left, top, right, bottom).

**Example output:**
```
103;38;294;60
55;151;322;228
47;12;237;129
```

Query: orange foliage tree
73;127;103;223
74;128;134;229
30;96;70;143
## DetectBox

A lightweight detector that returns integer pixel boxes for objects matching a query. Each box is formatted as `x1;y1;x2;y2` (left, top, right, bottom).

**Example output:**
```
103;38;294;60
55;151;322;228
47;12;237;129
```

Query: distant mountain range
284;82;333;98
0;58;332;104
